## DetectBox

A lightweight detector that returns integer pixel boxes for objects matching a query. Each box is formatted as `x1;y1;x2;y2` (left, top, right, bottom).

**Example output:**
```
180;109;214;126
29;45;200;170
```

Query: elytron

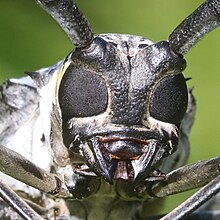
0;0;220;220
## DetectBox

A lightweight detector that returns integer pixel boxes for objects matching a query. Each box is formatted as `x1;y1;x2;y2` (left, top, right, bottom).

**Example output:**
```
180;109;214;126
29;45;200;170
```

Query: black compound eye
149;74;188;124
58;64;108;119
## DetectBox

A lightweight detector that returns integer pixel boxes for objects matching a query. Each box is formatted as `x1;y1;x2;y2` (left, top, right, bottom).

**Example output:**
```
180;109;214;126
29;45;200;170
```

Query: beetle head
57;34;187;184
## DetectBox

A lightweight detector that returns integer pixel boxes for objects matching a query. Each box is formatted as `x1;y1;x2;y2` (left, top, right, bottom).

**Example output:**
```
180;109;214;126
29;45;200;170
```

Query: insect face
1;1;220;219
57;34;188;184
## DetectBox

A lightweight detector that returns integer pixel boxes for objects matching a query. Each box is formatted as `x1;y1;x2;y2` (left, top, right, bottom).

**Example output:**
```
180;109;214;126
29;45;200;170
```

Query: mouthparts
80;136;172;184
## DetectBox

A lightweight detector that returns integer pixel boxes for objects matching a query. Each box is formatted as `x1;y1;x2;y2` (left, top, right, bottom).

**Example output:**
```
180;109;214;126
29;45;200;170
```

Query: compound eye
149;74;188;124
58;64;108;119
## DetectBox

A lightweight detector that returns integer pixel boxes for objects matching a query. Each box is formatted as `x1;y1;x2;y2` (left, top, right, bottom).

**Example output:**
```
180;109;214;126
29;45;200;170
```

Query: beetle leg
0;180;44;220
146;211;220;220
145;157;220;219
150;156;220;197
0;144;66;196
159;175;220;220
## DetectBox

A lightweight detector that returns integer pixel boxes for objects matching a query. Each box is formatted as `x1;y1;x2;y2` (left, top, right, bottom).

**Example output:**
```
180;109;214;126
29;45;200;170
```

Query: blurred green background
0;0;220;215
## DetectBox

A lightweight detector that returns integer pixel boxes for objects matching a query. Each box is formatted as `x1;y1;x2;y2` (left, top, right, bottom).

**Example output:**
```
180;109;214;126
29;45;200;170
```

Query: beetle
2;2;218;220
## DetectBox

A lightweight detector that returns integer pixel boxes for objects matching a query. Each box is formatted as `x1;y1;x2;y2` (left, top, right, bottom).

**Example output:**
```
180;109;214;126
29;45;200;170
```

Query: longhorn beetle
0;0;220;220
